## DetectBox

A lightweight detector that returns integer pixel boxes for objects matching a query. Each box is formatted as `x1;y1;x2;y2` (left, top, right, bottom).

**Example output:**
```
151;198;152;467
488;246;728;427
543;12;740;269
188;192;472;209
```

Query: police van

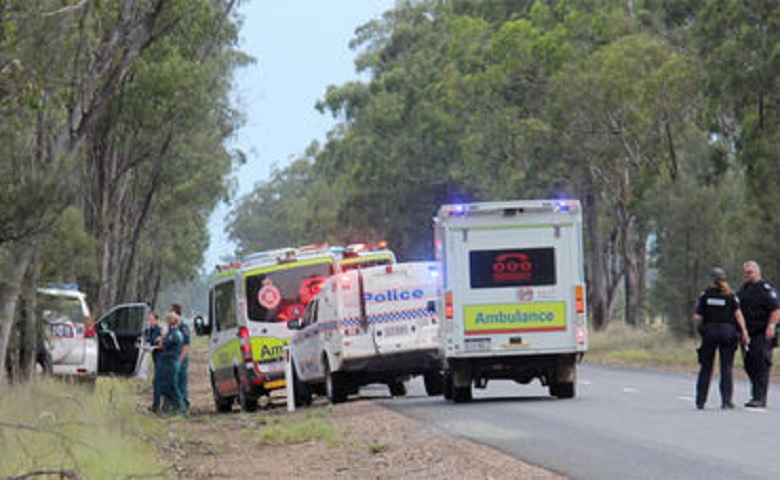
205;244;337;412
288;261;443;405
434;200;587;402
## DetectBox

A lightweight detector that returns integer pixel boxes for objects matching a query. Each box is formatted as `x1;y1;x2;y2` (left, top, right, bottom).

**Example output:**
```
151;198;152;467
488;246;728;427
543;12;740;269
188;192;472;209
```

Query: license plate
50;323;74;338
464;338;491;352
264;379;285;389
383;325;408;337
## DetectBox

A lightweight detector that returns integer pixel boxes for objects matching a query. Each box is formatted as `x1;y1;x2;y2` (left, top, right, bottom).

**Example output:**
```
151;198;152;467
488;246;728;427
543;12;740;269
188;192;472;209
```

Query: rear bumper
341;348;441;376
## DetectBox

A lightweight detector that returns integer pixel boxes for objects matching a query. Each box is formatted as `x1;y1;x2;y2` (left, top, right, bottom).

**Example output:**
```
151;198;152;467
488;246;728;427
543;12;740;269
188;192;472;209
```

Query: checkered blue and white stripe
341;308;431;328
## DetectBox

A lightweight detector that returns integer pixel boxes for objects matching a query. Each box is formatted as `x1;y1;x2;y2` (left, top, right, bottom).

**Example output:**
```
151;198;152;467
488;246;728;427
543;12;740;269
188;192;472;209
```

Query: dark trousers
151;352;162;409
696;323;737;407
744;333;773;403
178;355;190;411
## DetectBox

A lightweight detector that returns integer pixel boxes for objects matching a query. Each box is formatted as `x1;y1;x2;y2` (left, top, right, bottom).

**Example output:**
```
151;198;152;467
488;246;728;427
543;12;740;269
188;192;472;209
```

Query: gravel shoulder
143;345;565;479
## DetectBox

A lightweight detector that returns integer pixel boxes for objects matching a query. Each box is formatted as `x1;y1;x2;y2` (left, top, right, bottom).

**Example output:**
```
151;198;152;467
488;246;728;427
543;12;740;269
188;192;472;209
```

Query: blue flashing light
448;204;467;216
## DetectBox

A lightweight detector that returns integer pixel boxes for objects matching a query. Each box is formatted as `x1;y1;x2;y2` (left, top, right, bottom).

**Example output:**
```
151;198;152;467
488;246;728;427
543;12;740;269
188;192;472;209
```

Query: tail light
238;326;253;364
575;284;585;314
444;290;453;320
84;324;96;338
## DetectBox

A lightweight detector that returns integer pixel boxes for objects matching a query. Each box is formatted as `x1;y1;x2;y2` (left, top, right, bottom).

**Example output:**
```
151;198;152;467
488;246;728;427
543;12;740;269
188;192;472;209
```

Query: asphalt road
370;363;780;479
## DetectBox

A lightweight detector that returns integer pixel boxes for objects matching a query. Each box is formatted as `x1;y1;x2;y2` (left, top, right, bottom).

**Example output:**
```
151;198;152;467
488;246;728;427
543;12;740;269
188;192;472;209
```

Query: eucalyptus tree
0;0;243;382
548;31;703;327
693;0;780;278
82;0;245;312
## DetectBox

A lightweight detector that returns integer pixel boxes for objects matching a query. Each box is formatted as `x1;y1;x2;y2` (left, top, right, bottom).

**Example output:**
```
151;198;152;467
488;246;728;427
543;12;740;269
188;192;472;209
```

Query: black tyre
325;362;347;404
550;382;575;399
211;373;233;413
452;385;472;403
238;380;258;412
423;370;444;396
292;364;312;407
443;371;453;400
388;380;407;397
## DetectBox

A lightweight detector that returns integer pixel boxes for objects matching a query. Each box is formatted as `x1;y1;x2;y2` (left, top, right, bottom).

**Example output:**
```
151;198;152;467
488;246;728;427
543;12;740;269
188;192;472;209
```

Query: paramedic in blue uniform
692;268;749;409
171;303;190;414
160;311;184;415
738;261;780;408
144;311;163;413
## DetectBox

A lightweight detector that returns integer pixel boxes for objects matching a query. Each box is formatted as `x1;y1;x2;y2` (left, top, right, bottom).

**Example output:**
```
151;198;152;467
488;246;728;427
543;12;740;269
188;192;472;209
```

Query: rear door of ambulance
445;206;583;356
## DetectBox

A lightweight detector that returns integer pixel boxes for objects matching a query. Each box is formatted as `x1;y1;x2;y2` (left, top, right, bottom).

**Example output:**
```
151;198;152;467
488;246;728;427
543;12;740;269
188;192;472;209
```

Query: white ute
434;200;588;402
288;262;443;405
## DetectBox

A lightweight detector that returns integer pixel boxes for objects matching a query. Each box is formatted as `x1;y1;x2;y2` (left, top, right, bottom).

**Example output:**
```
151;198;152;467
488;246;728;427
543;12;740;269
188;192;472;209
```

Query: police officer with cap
738;261;780;408
692;267;749;409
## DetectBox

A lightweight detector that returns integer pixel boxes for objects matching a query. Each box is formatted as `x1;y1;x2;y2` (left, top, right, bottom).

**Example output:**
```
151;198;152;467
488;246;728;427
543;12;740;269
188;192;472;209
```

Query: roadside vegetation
0;378;167;478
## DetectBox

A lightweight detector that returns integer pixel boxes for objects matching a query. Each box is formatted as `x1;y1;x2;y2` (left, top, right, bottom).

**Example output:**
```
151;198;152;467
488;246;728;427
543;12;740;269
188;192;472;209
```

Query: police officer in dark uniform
692;267;749;410
738;261;780;408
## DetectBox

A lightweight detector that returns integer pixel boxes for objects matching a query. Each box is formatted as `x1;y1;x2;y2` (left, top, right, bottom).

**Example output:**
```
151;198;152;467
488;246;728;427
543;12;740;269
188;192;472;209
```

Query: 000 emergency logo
463;301;566;335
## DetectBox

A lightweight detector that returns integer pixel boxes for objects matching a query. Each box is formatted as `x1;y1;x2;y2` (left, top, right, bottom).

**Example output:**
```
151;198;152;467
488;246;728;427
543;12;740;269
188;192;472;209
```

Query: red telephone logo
492;253;533;283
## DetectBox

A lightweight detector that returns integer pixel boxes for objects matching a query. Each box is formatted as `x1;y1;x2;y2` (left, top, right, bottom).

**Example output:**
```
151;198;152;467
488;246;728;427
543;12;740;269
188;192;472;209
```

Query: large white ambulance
434;200;587;403
288;261;443;405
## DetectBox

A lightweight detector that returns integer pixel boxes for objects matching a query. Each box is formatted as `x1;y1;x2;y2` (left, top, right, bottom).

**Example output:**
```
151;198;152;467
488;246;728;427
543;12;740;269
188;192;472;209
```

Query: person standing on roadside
737;261;780;408
160;311;184;415
692;268;749;410
144;311;163;413
172;303;190;414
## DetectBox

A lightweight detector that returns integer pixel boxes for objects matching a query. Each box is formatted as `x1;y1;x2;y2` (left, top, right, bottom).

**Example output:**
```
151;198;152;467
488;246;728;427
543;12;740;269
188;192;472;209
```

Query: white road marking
622;387;640;393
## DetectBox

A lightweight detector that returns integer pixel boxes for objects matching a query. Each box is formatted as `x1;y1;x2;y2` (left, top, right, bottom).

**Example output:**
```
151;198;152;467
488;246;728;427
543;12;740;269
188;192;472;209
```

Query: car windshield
245;262;334;323
37;294;86;323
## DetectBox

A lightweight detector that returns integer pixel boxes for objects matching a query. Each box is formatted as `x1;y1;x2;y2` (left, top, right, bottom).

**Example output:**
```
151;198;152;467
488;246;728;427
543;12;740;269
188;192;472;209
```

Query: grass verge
0;377;167;478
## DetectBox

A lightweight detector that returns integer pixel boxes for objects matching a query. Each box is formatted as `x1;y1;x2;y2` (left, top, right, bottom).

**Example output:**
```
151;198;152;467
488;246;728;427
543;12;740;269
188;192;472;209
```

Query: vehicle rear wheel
443;371;453;400
550;381;575;399
452;385;472;403
238;380;258;412
423;370;444;396
388;380;407;397
211;373;233;413
325;362;347;404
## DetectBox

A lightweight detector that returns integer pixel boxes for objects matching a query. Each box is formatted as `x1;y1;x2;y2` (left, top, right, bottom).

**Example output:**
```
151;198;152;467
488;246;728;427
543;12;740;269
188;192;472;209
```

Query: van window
37;293;87;323
245;263;333;323
213;281;237;331
98;306;145;333
469;248;556;288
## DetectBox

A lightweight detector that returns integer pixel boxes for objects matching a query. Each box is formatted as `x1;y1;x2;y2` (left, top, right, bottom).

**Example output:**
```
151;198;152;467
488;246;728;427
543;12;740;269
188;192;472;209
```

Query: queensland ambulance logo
492;253;533;283
464;301;566;334
257;279;281;309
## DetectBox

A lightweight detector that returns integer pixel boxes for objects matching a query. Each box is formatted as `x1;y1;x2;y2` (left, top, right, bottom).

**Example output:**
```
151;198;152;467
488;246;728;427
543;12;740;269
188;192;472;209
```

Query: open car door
95;303;150;377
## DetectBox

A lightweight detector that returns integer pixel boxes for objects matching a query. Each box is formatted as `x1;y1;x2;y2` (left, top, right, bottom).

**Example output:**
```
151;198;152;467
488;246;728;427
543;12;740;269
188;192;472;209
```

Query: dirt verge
141;346;564;479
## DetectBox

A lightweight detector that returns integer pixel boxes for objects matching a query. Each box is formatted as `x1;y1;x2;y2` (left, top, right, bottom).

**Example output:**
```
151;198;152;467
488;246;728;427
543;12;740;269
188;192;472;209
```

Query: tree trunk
623;214;646;326
583;193;610;331
0;240;36;384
